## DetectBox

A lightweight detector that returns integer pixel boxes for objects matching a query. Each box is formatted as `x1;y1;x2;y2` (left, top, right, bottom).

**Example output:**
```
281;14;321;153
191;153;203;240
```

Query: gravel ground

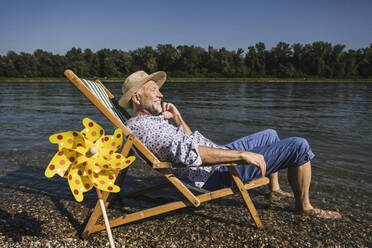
0;151;371;248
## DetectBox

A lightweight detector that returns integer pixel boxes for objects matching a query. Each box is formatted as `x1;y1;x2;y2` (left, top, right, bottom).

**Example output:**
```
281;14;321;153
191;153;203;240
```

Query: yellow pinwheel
45;118;135;202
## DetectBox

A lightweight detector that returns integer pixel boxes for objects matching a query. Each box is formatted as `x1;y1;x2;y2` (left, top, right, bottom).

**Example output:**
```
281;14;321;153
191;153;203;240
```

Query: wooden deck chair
64;69;270;238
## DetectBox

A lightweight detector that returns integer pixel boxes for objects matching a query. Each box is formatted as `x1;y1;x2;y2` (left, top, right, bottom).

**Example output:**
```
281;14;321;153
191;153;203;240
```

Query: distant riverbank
1;77;372;83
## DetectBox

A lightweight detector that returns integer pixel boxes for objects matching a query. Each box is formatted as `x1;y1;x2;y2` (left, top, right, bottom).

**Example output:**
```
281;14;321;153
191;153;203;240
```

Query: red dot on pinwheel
94;183;98;187
116;155;121;159
77;143;82;147
125;160;131;164
60;160;66;165
115;162;121;166
101;170;106;174
74;161;78;165
94;174;98;178
57;135;63;140
72;132;78;136
78;171;82;176
84;184;90;189
109;175;114;180
100;130;103;135
100;180;105;184
92;131;96;136
104;164;109;169
95;162;99;166
88;169;92;175
108;186;113;191
89;122;94;127
101;138;105;142
58;151;64;156
104;137;109;141
49;164;55;170
68;138;73;144
69;157;75;162
109;150;113;155
111;142;116;147
74;189;79;195
82;133;86;136
75;179;80;185
83;162;87;166
116;134;121;138
69;175;72;180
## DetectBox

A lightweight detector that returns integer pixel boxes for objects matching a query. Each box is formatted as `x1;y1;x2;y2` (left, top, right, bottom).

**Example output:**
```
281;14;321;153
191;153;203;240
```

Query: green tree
2;51;19;77
329;44;346;77
292;43;306;77
233;48;248;77
156;44;179;73
358;45;372;77
245;42;266;76
96;48;120;77
82;48;99;77
176;45;206;76
310;41;333;77
33;50;57;77
65;48;88;76
268;42;295;77
131;46;158;73
112;49;132;77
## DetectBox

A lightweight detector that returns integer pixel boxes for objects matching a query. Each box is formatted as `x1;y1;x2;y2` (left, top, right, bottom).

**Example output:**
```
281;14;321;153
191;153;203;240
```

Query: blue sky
0;0;371;55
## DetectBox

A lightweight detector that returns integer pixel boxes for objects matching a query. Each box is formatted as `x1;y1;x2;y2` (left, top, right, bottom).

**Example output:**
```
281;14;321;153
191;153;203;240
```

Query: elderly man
119;70;341;219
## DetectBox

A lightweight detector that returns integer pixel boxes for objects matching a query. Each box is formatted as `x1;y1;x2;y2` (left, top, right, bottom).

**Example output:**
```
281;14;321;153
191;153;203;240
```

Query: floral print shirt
125;115;222;188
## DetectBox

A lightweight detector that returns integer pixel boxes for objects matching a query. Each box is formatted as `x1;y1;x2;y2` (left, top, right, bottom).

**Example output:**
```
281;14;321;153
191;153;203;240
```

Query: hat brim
118;71;166;109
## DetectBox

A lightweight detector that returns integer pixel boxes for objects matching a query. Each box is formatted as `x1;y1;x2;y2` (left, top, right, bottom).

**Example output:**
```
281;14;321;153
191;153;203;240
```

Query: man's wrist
173;113;183;126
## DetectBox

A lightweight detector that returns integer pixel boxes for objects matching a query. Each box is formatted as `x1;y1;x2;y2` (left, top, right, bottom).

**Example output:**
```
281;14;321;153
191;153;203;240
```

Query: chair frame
64;69;270;238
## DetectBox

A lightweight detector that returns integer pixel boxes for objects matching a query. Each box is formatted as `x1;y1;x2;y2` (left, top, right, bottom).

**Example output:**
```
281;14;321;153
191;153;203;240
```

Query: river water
0;81;371;194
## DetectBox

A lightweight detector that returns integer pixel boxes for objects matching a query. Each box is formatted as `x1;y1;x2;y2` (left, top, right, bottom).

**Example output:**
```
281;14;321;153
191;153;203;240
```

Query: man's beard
145;102;162;116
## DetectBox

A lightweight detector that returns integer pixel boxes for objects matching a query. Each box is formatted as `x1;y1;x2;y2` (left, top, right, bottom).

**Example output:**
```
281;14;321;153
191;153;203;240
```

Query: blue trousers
202;129;315;190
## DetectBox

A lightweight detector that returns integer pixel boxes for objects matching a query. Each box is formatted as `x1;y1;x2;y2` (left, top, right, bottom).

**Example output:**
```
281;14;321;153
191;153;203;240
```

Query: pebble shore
0;152;371;248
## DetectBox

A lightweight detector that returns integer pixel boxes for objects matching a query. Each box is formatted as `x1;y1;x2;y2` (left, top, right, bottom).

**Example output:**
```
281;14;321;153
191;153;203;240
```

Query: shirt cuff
186;143;203;167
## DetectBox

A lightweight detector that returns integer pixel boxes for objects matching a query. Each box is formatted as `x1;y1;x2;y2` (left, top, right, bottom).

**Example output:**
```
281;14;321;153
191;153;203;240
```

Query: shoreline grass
1;77;372;83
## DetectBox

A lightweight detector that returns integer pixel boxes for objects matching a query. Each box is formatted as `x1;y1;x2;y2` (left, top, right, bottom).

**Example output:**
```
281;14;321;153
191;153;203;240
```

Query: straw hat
118;71;166;108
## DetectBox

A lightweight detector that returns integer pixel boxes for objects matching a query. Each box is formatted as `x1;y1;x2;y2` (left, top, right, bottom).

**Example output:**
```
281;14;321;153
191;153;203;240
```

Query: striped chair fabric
81;79;128;123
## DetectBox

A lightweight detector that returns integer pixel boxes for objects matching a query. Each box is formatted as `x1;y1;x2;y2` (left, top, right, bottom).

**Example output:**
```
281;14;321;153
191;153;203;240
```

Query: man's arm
198;145;267;177
161;102;192;134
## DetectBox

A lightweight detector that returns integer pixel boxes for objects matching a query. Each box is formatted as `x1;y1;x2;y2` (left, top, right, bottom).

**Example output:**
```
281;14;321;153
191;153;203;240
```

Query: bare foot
270;189;294;201
302;208;341;219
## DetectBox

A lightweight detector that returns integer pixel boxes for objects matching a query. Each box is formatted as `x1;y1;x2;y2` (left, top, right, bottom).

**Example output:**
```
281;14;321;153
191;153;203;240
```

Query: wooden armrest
154;162;241;169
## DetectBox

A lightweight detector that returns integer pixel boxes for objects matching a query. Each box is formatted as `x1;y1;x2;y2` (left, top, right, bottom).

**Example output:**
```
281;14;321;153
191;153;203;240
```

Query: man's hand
198;146;267;177
161;102;180;120
161;102;192;134
241;152;267;177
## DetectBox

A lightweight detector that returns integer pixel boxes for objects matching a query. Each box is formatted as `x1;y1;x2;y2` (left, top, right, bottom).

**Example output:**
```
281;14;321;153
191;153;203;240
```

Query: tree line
1;42;371;78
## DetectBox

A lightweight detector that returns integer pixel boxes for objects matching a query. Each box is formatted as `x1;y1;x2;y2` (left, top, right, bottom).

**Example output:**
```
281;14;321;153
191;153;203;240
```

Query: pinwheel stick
97;189;115;248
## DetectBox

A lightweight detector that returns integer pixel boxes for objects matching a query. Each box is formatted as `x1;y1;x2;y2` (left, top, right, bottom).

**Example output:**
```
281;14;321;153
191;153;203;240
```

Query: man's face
136;80;163;115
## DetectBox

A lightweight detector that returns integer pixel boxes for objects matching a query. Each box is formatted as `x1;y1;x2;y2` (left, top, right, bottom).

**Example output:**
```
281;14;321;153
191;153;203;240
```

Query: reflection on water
0;81;371;193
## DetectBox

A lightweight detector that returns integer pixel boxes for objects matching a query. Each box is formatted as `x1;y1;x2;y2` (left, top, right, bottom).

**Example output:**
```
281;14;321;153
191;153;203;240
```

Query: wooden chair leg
82;191;111;238
228;167;264;229
82;165;130;238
